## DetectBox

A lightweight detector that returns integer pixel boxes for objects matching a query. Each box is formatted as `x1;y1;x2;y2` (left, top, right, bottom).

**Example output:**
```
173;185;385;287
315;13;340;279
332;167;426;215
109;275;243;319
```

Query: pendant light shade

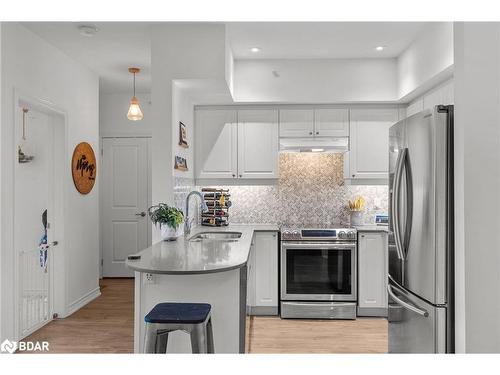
127;67;144;121
127;96;143;121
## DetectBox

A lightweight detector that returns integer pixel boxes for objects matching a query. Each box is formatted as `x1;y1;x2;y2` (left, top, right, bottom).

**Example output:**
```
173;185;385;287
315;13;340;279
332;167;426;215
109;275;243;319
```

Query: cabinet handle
316;131;319;135
232;174;236;178
352;174;355;178
309;131;313;135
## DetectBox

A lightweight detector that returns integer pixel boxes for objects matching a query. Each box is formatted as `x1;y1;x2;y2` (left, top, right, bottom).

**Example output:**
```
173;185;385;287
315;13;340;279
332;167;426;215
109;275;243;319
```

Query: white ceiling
23;22;428;93
23;22;152;94
227;22;428;59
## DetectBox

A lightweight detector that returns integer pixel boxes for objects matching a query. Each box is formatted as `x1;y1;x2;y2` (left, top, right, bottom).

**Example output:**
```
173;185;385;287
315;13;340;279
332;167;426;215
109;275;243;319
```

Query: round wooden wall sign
72;142;97;195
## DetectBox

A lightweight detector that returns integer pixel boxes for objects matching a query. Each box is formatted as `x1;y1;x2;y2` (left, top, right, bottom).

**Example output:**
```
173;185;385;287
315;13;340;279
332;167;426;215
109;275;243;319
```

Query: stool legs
144;323;157;353
144;318;214;354
156;332;169;353
190;323;208;354
206;318;215;354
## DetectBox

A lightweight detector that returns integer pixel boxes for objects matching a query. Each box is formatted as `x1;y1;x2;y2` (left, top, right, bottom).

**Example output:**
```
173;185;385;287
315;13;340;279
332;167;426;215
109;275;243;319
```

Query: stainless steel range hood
279;137;349;153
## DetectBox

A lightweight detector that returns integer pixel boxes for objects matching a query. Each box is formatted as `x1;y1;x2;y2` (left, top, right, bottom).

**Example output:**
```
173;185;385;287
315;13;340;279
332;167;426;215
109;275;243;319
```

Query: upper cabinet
345;108;399;181
279;109;314;137
237;109;279;179
313;108;349;137
195;109;238;179
279;108;349;138
195;106;400;184
195;108;279;180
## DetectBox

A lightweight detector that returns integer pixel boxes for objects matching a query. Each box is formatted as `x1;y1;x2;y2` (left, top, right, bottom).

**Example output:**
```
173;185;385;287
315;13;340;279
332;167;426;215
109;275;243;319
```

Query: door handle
387;284;429;317
391;148;407;260
49;241;58;247
135;212;146;217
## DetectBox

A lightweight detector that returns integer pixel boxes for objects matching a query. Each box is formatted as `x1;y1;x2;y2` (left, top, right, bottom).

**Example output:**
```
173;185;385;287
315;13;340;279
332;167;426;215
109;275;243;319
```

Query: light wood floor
22;278;387;354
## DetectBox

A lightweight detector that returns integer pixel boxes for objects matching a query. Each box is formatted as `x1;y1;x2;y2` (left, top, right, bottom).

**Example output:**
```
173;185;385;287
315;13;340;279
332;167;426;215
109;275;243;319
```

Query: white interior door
102;137;151;277
15;108;54;338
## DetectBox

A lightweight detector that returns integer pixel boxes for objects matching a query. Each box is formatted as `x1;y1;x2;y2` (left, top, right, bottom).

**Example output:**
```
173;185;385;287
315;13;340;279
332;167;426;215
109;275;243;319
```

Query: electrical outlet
144;273;155;284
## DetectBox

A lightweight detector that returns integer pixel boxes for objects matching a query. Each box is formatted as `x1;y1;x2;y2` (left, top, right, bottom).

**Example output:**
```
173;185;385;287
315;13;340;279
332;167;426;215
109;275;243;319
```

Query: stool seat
144;302;211;324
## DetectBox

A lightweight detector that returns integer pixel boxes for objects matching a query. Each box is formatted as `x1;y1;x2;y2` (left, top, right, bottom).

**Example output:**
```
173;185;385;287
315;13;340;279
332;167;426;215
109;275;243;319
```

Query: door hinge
101;259;103;267
101;148;103;156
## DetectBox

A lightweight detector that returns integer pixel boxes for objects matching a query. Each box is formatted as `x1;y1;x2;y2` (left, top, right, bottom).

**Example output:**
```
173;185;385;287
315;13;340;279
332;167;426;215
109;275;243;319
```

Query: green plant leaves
147;203;184;229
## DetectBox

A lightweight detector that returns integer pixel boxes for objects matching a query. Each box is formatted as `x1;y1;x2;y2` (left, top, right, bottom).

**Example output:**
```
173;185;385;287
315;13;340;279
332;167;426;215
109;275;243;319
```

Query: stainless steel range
280;227;357;319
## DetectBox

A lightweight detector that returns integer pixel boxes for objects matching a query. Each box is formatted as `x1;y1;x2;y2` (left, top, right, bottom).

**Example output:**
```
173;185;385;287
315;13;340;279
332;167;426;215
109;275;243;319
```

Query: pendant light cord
133;72;136;97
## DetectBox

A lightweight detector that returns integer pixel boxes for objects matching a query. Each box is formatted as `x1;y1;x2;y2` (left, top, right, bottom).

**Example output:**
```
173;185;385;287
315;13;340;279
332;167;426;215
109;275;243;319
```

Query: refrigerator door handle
402;150;413;259
392;148;407;260
387;284;429;317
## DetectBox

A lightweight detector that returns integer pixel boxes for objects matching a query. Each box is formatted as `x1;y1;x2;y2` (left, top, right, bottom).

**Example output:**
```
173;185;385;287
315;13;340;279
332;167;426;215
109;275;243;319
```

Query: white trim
64;287;101;318
10;88;69;341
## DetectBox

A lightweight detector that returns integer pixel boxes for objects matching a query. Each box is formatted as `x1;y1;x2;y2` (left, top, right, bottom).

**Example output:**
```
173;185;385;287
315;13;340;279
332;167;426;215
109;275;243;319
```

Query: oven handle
282;242;356;250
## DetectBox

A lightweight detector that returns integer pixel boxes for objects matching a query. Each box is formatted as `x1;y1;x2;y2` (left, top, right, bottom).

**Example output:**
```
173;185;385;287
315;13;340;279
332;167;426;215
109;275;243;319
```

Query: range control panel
281;228;357;241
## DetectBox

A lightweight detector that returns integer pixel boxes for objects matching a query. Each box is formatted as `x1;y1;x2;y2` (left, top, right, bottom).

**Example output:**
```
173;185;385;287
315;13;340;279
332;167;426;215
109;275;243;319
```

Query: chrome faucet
184;191;208;237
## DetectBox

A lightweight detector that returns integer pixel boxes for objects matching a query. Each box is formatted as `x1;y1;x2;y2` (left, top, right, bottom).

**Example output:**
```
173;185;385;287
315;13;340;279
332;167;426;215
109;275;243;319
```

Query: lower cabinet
247;231;279;315
357;231;388;317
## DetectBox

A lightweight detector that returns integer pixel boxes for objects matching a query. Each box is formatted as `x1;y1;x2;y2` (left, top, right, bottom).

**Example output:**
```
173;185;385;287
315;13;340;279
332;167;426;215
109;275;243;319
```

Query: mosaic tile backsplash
210;153;388;226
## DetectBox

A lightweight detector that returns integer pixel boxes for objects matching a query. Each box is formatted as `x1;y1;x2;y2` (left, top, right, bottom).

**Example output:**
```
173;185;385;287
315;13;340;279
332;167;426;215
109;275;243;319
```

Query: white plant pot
160;225;181;241
350;211;364;226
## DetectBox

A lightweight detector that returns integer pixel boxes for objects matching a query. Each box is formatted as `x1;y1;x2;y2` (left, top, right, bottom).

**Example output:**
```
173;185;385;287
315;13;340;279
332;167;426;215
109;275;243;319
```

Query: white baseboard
63;287;101;318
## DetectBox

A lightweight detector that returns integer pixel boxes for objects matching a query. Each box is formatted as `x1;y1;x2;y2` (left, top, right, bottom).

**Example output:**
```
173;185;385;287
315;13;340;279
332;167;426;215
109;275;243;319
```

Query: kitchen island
126;224;278;353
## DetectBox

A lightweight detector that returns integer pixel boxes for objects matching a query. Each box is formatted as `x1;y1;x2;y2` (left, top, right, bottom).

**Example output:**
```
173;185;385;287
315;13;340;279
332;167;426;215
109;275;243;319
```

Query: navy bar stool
144;302;214;354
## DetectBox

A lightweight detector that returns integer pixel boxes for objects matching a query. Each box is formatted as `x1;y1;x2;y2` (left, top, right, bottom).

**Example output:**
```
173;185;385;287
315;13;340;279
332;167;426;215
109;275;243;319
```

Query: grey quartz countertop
354;225;389;233
125;224;279;275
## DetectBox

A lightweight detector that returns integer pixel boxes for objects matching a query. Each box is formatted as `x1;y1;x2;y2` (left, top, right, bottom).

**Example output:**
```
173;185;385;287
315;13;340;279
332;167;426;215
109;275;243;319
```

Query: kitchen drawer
281;301;356;320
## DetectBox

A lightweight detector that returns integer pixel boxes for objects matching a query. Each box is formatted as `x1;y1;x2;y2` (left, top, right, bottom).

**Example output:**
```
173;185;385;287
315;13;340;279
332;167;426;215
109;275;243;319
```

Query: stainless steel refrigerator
388;105;454;353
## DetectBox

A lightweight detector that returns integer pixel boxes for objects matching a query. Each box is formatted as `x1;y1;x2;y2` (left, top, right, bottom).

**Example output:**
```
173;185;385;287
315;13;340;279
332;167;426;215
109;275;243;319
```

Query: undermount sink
189;231;242;242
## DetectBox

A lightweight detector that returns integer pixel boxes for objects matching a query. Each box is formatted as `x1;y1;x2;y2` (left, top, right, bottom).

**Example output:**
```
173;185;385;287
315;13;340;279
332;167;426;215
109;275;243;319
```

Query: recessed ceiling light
375;46;385;51
251;47;261;53
78;25;99;37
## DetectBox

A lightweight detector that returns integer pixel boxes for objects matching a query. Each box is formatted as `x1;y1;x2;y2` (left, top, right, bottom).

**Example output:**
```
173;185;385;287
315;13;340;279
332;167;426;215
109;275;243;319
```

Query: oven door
281;241;357;301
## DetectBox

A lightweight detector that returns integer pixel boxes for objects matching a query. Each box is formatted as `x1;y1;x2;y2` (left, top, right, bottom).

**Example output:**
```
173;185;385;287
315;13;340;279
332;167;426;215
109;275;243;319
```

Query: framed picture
179;122;188;148
174;156;188;171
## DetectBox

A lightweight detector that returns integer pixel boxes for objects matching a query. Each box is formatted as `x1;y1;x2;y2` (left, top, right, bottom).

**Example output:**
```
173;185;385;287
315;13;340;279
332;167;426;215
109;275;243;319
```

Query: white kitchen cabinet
357;231;388;317
237;109;279;179
279;109;314;137
345;108;398;181
195;109;238;179
248;231;278;315
314;108;349;137
247;241;256;309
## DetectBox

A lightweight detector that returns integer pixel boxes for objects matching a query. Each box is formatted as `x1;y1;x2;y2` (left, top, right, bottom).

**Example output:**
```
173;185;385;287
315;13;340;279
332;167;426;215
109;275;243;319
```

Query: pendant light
127;67;144;121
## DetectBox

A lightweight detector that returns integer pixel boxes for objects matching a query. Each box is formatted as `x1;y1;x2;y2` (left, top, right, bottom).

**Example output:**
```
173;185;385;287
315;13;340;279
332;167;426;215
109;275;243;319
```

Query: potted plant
348;196;365;226
148;203;184;241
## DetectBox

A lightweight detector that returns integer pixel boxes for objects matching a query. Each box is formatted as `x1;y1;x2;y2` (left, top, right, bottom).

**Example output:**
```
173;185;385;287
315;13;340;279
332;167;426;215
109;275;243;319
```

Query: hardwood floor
21;278;387;354
246;316;387;353
21;278;134;354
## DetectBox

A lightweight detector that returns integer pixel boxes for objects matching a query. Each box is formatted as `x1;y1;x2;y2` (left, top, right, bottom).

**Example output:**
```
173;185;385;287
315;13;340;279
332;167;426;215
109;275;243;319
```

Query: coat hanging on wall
71;142;97;194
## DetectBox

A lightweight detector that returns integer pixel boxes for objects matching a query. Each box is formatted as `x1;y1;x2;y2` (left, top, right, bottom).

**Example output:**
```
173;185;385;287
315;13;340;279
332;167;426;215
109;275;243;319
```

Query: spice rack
201;188;231;227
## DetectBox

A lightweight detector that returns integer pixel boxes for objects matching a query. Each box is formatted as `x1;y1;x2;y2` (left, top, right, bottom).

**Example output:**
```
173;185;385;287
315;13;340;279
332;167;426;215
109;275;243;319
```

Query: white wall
0;21;3;342
172;84;195;180
99;93;152;137
151;23;229;242
233;58;398;103
454;22;500;353
1;23;100;341
398;22;454;99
